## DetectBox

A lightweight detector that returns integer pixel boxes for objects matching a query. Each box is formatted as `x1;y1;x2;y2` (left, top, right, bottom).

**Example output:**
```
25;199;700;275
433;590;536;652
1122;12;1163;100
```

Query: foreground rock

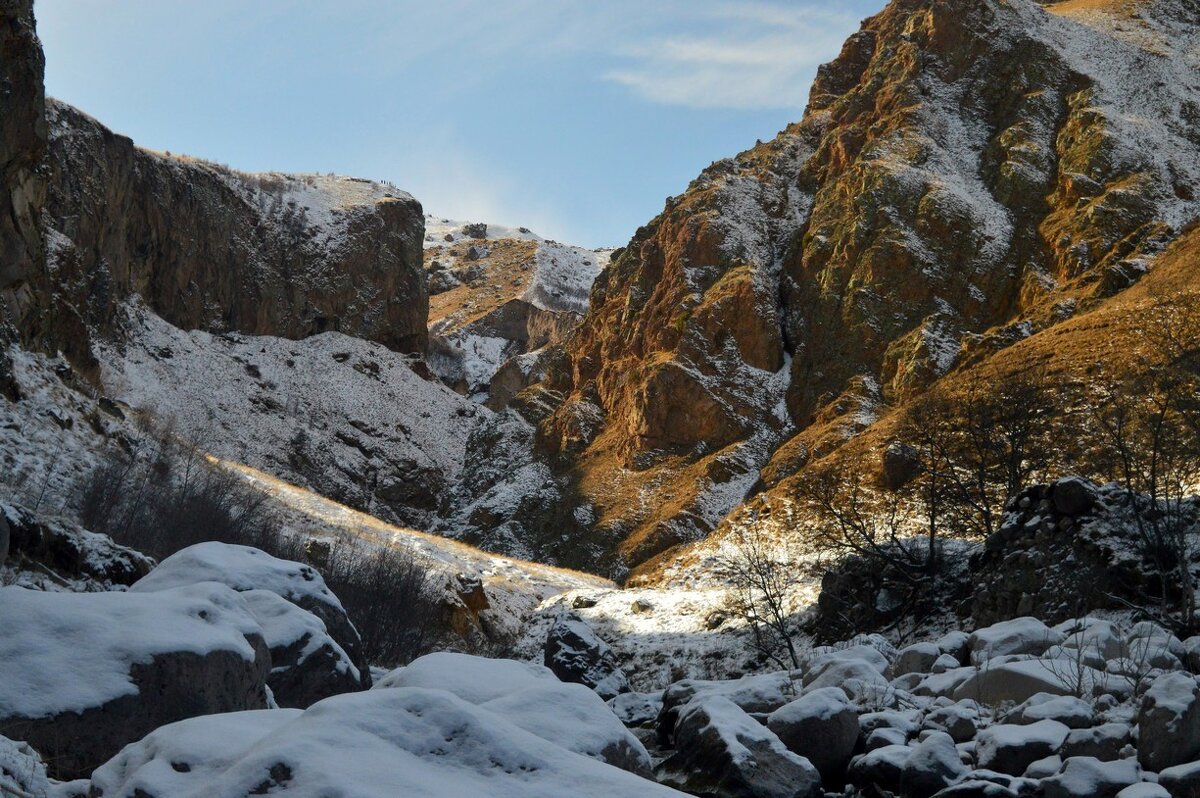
375;652;651;775
657;695;823;798
767;687;860;781
544;611;630;699
82;653;682;798
131;541;370;693
0;583;270;779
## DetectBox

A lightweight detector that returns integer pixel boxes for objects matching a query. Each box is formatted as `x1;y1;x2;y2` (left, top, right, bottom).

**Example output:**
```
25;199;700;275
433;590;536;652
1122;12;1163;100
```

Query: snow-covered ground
95;300;483;527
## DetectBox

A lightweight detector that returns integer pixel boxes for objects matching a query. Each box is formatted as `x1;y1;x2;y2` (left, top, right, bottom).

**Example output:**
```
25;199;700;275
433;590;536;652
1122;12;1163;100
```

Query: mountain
449;0;1200;576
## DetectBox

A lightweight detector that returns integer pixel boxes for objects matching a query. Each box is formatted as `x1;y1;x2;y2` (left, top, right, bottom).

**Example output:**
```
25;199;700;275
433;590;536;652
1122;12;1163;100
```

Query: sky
38;0;884;248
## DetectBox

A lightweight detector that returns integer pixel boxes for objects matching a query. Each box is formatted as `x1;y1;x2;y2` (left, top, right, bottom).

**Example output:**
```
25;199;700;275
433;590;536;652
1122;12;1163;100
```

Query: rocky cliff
42;100;428;371
0;0;46;339
446;0;1200;575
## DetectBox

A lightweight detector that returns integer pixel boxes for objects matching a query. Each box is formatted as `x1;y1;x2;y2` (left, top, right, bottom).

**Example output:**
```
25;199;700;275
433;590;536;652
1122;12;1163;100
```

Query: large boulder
91;687;689;797
131;542;368;684
1138;672;1200;772
849;744;912;796
975;720;1070;776
376;652;651;776
544;611;629;699
239;589;362;708
767;687;860;781
953;659;1108;705
1159;760;1200;798
902;731;969;798
658;695;822;798
658;670;800;745
0;583;271;779
87;709;303;798
1;500;154;589
1041;756;1141;798
969;618;1064;663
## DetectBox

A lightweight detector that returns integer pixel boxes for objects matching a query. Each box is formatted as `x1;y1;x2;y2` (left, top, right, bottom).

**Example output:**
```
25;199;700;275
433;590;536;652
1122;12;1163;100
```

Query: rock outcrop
42;100;427;369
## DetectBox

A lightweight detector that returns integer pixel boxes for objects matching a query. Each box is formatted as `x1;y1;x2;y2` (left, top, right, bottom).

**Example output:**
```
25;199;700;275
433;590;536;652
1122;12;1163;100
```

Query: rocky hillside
449;0;1200;575
422;217;609;408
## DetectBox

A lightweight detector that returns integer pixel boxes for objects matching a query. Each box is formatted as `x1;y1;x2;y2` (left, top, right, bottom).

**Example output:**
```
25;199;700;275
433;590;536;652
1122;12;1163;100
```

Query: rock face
0;0;46;338
42;100;428;367
657;695;824;798
0;583;271;779
446;0;1200;573
544;611;631;700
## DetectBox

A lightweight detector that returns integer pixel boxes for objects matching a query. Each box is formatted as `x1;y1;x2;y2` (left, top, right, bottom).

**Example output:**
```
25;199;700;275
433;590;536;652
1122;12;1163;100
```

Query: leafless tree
720;521;802;670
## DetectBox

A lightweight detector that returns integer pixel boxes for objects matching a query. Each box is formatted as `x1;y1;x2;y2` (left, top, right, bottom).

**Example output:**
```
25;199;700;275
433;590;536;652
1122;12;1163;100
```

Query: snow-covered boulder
924;701;981;743
975;720;1070;776
848;744;910;796
903;731;969;798
1007;693;1093;728
1115;783;1170;798
1060;723;1132;761
0;583;270;779
87;709;302;798
140;687;686;797
1;500;154;590
929;780;1021;797
376;653;651;775
609;691;663;728
1055;618;1125;661
657;695;822;798
239;589;361;708
131;542;367;683
0;735;51;798
373;650;554;701
767;687;860;780
805;644;890;682
1137;671;1200;771
1041;756;1141;798
543;611;629;700
969;617;1064;663
952;658;1109;705
892;642;943;677
657;670;800;744
1158;760;1200;797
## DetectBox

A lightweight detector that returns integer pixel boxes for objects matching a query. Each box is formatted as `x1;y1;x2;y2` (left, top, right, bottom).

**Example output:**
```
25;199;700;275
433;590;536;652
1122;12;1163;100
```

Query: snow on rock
766;687;860;780
375;652;650;774
176;687;685;797
659;670;802;744
1;499;154;591
1137;671;1200;771
0;735;52;798
1007;693;1095;729
969;617;1065;663
543;610;630;700
0;583;271;778
952;658;1111;705
373;651;554;703
95;301;482;528
976;719;1071;776
132;542;367;684
1042;756;1141;798
901;730;969;797
87;709;302;798
239;590;361;709
656;694;823;798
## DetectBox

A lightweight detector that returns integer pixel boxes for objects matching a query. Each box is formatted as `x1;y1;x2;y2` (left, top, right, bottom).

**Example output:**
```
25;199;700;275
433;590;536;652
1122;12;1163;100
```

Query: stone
0;584;271;779
0;735;52;798
1051;478;1098;517
608;691;663;728
658;696;822;798
925;702;980;743
1159;760;1200;798
1138;672;1200;772
1060;723;1132;762
969;617;1065;662
1042;756;1141;798
902;731;970;798
953;659;1106;705
893;642;944;676
976;720;1070;776
767;686;860;781
658;670;801;745
849;744;911;796
1008;693;1093;728
544;611;629;700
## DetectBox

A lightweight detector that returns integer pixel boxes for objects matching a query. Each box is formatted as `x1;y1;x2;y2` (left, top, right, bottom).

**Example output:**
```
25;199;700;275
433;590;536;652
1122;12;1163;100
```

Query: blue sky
38;1;883;248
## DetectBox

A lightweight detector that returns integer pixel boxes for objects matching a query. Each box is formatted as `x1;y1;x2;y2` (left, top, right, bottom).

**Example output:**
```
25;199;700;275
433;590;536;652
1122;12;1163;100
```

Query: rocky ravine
443;0;1200;576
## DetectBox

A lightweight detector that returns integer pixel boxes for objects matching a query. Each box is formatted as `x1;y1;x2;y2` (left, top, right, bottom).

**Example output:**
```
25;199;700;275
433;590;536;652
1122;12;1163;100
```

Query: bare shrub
720;522;802;669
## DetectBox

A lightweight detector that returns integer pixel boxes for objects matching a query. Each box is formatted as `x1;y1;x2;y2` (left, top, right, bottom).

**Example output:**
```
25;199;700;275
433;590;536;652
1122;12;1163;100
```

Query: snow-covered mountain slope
423;217;609;404
94;301;483;528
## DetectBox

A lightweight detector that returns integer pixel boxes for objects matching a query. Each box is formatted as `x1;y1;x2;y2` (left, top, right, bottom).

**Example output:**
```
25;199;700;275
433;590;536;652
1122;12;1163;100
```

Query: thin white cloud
601;2;862;110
